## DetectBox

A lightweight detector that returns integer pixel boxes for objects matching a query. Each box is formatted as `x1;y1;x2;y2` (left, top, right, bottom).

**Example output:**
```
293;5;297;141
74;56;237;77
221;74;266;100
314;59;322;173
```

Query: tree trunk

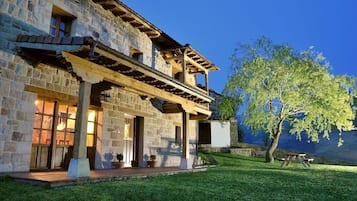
265;129;282;163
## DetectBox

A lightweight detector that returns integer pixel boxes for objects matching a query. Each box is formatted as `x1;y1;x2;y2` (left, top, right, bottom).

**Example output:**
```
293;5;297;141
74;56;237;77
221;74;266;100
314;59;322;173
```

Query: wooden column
68;81;92;177
50;102;59;169
180;110;192;169
63;51;104;177
182;55;187;84
204;72;209;93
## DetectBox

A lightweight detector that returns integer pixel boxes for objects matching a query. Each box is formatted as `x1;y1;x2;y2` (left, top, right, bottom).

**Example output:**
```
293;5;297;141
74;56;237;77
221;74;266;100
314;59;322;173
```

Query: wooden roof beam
61;51;211;115
184;55;208;74
90;46;212;103
94;0;161;38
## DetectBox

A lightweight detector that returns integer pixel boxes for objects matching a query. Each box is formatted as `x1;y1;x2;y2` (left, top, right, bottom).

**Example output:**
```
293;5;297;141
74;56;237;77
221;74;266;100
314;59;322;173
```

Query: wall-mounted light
100;92;111;102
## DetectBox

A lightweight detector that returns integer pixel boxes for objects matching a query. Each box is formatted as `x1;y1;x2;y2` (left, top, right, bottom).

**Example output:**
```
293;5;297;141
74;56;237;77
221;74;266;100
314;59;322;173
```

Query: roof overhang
93;0;161;38
161;44;220;74
16;35;213;119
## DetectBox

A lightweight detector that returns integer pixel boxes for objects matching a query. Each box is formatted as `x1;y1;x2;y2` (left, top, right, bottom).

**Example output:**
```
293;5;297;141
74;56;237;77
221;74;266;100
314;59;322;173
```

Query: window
49;6;74;37
55;103;76;146
124;118;134;139
49;15;72;37
175;126;181;144
198;122;211;144
130;48;143;63
33;100;55;145
32;98;102;146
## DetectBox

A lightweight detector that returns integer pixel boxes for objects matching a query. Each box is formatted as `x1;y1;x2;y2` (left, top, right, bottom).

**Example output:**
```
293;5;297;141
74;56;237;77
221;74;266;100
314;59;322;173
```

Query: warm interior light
124;123;130;138
87;111;96;133
88;110;95;121
57;122;66;131
35;100;39;105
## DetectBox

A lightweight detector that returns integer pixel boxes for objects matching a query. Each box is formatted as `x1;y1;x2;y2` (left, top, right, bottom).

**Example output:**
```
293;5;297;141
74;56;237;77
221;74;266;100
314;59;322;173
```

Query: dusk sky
122;0;357;93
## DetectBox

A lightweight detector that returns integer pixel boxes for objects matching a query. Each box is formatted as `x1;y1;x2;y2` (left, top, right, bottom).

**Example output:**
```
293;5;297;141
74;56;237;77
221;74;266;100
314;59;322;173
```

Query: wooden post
204;72;209;93
49;102;59;169
180;110;192;169
182;55;187;84
68;81;91;177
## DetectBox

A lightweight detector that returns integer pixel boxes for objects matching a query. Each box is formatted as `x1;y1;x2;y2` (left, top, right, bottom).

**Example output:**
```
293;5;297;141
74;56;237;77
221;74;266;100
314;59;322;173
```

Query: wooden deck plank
10;167;206;188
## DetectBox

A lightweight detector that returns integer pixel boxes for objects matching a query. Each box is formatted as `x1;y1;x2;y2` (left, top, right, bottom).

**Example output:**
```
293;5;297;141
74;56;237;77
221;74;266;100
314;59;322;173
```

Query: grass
1;153;357;201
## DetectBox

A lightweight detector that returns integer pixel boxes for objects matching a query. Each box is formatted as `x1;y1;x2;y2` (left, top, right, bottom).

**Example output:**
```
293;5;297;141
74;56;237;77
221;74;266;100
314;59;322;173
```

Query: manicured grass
1;153;357;201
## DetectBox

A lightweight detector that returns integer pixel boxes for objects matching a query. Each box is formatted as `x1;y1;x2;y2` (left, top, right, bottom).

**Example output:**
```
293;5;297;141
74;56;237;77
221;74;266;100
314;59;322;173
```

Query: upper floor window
50;6;75;37
50;15;72;37
130;47;143;63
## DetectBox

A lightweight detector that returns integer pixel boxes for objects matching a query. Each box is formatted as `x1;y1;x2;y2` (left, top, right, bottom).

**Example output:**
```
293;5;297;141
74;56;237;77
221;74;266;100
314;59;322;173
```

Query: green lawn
1;153;357;201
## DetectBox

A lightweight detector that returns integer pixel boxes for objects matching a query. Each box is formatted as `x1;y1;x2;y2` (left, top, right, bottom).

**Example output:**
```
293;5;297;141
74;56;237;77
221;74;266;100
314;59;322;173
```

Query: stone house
0;0;219;177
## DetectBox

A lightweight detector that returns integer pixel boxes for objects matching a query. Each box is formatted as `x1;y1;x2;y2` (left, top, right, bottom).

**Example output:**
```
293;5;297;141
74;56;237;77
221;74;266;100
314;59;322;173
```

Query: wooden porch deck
10;167;206;188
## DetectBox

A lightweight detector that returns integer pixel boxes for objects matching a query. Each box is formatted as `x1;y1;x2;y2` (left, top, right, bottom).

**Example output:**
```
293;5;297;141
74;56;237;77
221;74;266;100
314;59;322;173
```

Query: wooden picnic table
280;153;314;168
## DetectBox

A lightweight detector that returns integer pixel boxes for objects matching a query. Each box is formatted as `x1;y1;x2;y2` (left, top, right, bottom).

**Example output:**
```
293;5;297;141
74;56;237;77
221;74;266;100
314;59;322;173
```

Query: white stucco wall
211;121;230;147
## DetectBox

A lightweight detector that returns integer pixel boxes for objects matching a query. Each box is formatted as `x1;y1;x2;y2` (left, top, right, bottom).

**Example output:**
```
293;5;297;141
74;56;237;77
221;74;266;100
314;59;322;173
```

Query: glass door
55;103;76;169
31;98;102;170
31;100;55;169
123;116;134;167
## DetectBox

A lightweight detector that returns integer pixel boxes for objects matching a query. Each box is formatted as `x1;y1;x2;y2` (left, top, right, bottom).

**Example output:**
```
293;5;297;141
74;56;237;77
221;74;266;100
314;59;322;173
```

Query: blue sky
122;0;357;93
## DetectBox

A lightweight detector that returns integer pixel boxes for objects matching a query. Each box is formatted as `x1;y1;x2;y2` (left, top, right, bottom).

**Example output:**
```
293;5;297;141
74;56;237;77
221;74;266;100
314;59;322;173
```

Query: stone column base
68;158;90;178
179;158;192;170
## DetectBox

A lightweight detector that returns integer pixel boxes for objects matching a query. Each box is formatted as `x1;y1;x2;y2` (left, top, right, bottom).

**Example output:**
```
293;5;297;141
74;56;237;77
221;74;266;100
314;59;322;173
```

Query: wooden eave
16;35;213;118
93;0;161;38
161;44;220;74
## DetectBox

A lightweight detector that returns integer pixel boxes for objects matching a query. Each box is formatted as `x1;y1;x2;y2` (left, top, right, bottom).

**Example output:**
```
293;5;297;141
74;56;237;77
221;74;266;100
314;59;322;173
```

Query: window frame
49;6;75;37
130;47;144;63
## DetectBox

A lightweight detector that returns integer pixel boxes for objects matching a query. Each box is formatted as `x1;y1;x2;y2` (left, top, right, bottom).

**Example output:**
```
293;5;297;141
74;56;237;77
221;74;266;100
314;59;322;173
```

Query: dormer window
130;48;143;63
49;6;75;37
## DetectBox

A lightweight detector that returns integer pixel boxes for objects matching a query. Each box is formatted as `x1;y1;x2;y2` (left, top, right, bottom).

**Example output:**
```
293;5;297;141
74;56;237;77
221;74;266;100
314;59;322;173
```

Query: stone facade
0;0;204;173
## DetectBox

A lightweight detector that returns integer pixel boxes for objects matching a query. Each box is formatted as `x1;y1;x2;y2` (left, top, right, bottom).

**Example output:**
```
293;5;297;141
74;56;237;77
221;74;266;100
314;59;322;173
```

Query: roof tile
52;37;62;44
61;37;72;45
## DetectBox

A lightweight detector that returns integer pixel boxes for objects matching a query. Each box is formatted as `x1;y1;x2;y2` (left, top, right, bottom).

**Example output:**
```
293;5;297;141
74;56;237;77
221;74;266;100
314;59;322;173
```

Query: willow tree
222;37;356;163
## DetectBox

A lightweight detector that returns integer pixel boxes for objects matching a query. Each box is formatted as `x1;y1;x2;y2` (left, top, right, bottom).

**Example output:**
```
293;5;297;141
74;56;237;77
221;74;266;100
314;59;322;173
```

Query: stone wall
0;0;199;172
0;49;80;172
208;90;223;120
0;0;171;70
97;86;197;168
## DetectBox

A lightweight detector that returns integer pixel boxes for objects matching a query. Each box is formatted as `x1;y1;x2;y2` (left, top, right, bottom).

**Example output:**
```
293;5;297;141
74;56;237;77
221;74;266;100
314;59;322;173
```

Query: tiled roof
16;35;94;45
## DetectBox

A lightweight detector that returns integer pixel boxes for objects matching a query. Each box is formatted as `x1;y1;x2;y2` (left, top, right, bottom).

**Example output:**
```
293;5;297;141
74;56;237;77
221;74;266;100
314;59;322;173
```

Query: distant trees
221;37;356;162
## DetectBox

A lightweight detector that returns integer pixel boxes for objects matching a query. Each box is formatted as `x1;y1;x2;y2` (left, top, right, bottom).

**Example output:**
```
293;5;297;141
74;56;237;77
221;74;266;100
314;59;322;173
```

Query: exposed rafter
93;0;161;38
161;44;219;74
16;35;213;119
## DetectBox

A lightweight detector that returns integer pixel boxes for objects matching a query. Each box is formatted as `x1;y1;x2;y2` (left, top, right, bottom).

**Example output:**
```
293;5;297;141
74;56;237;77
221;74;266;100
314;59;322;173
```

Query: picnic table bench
280;153;314;168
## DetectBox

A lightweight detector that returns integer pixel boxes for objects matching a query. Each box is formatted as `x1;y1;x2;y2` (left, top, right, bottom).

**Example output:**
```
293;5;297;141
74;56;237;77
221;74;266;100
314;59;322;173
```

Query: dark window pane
59;31;64;37
51;17;57;26
50;28;56;36
60;21;65;30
